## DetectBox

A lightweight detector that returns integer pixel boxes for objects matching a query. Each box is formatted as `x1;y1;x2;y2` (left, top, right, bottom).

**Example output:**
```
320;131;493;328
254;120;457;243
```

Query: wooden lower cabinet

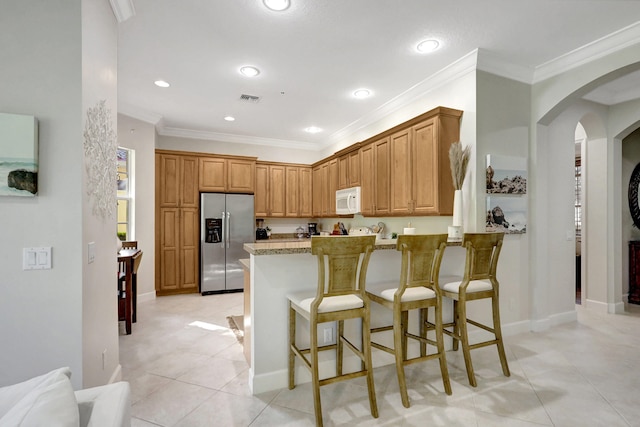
157;207;199;295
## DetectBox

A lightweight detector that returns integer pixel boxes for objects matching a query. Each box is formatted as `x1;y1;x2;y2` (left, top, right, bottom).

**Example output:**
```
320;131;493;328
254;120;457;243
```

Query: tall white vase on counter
448;189;463;240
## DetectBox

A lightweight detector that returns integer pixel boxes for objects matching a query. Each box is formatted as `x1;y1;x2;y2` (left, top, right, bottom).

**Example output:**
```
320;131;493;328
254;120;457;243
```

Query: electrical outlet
323;327;333;344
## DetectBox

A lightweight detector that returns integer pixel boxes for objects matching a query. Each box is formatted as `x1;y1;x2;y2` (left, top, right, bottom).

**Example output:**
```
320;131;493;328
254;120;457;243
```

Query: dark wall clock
629;162;640;228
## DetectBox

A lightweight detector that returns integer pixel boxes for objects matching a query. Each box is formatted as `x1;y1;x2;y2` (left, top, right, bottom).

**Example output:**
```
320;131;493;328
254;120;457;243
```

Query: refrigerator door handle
221;212;226;248
226;211;231;248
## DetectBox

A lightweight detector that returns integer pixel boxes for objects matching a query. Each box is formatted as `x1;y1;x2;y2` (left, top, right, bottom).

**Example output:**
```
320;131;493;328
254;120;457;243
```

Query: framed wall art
0;112;38;196
486;154;527;194
486;154;527;234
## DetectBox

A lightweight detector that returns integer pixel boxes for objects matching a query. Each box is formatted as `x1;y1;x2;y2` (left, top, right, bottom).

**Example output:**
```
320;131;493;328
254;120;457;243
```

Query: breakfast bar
243;237;465;394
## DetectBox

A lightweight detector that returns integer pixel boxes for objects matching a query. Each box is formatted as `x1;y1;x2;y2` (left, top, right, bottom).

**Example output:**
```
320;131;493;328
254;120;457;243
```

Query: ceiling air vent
240;94;261;103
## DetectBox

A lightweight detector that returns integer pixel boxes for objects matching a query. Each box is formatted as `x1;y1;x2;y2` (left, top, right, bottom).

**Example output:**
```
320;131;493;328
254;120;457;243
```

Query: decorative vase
448;189;463;240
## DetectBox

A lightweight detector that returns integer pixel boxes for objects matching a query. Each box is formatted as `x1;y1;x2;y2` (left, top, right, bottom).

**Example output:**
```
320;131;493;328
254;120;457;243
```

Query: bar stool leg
310;323;324;426
452;300;460;351
457;299;477;387
362;311;379;418
288;304;296;390
435;300;452;395
337;320;344;375
492;293;511;377
393;307;410;408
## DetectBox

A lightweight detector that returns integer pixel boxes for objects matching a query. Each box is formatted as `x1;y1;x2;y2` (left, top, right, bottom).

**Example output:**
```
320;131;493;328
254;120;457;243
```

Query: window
117;148;134;241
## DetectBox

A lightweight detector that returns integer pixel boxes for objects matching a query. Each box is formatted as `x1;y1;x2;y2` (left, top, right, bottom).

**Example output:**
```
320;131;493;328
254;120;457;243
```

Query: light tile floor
120;293;640;426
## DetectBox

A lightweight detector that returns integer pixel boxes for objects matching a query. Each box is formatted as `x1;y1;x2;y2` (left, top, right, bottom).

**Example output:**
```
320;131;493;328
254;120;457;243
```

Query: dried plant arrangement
449;141;470;190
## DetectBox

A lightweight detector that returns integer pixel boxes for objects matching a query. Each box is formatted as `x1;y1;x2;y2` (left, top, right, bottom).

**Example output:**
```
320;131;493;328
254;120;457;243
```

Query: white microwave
336;186;361;215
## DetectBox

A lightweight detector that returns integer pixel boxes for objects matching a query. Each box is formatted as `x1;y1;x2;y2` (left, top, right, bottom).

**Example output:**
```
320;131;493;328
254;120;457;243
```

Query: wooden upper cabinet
269;165;286;217
373;137;391;215
328;159;338;216
359;143;374;216
285;166;300;217
412;118;439;214
158;153;198;208
199;157;226;192
227;158;255;193
312;165;323;217
299;167;313;217
338;150;361;190
200;156;256;193
390;129;413;214
254;163;269;217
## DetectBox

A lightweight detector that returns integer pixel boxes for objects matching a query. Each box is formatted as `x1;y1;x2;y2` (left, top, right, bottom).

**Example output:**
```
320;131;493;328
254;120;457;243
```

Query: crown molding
158;126;320;151
323;50;479;148
109;0;136;23
118;102;163;125
475;48;535;84
534;21;640;83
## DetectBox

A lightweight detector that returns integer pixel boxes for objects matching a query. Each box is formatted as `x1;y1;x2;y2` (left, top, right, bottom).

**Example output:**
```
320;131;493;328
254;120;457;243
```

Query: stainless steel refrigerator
200;193;254;294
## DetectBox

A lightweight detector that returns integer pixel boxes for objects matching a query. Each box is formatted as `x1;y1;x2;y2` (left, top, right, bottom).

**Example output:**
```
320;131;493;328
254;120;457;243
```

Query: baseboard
548;309;578;326
611;301;625;314
109;364;122;384
585;298;609;313
501;319;530;336
137;291;156;304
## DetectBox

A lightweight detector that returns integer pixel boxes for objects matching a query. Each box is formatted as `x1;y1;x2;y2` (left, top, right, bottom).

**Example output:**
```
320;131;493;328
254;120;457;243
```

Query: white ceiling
116;1;640;150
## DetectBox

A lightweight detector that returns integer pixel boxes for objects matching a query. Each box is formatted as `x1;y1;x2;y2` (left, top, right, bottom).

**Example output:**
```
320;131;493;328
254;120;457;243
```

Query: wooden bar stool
287;235;378;427
367;234;452;408
435;232;510;387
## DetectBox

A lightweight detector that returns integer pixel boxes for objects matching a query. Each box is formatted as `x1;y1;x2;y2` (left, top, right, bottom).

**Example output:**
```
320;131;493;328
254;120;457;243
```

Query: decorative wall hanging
84;100;117;220
486;155;527;234
0;113;38;196
628;162;640;228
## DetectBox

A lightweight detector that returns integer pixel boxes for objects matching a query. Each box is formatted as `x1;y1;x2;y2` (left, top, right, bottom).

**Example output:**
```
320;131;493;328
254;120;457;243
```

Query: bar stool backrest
311;235;376;300
396;234;448;296
121;241;138;250
462;233;504;283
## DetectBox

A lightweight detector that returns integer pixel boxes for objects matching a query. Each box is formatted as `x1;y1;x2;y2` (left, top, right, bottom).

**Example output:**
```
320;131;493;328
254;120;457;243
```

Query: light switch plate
23;247;52;270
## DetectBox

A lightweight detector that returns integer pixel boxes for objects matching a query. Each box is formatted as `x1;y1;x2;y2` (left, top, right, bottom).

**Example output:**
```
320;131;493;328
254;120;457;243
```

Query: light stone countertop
243;237;463;256
243;238;398;255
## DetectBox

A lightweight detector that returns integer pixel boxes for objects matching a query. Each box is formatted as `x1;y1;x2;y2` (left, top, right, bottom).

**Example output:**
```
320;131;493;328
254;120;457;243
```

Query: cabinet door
254;164;269;217
328;159;338;216
390;129;412;214
285;166;300;217
158;154;179;208
359;143;374;216
338;155;349;190
199;157;226;192
181;157;199;208
227;158;255;193
374;137;391;215
269;165;286;217
158;208;180;291
348;150;360;187
321;163;330;216
412;119;438;214
299;167;313;217
180;207;199;290
312;165;323;217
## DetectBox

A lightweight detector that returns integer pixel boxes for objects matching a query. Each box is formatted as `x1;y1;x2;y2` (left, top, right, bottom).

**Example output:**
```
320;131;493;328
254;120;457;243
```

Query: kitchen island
243;237;465;394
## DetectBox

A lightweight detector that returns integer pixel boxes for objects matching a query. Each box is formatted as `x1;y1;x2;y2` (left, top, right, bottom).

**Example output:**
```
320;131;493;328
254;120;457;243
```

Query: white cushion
367;282;436;302
288;291;363;314
75;382;131;427
441;279;493;294
0;368;79;427
0;367;72;418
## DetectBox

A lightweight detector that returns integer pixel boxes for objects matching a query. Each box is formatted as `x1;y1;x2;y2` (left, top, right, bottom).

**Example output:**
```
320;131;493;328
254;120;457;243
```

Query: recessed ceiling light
416;39;440;53
353;89;371;99
263;0;290;11
154;80;170;88
240;66;260;77
304;126;322;134
224;116;235;122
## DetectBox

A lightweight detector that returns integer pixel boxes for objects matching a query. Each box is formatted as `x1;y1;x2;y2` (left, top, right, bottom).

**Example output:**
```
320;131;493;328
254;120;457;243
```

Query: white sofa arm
75;382;131;427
